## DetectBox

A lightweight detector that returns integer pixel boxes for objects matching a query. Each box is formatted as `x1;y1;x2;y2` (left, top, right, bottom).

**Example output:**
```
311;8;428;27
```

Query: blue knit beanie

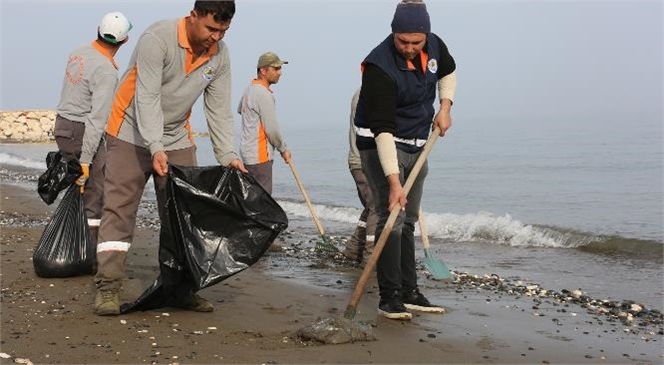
391;0;431;34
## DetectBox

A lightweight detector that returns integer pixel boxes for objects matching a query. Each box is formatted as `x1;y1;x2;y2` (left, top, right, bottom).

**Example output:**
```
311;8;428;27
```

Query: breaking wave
278;200;663;257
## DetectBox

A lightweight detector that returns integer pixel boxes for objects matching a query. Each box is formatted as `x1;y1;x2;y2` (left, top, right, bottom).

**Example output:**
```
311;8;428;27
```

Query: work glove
76;163;90;193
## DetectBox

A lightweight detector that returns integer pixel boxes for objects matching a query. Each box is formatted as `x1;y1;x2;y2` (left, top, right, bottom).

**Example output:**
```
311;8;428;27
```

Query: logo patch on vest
201;66;214;82
427;59;438;74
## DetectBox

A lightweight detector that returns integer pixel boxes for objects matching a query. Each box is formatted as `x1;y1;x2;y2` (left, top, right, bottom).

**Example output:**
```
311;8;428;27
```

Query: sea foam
0;152;44;170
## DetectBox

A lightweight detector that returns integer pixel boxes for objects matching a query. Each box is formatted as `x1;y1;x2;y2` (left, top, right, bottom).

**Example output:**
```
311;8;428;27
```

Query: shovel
344;127;441;320
287;160;338;252
419;209;454;281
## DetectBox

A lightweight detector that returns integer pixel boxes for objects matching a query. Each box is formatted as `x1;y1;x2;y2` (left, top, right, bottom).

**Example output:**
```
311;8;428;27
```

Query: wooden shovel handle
418;209;431;250
287;160;326;237
344;127;441;318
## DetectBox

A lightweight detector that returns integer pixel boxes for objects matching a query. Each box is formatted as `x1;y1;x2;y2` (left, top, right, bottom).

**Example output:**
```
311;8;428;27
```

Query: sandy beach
0;181;662;365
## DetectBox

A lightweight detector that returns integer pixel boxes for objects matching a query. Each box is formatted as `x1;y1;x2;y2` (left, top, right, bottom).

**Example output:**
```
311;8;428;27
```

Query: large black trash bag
33;184;95;277
121;164;288;313
37;151;83;205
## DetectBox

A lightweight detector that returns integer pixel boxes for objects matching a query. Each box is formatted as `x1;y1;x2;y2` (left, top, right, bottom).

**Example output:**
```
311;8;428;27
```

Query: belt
355;126;427;147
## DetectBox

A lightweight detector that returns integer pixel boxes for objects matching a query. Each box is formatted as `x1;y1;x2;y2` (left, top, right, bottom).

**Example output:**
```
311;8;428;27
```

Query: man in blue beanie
354;0;457;320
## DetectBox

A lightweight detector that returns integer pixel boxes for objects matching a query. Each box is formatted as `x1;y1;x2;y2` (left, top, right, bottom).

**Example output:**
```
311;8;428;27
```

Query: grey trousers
246;160;274;195
360;147;428;299
95;135;196;290
344;167;378;261
53;115;106;238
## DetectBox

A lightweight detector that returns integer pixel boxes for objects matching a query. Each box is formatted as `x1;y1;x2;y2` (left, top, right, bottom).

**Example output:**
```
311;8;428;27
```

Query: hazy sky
1;1;662;132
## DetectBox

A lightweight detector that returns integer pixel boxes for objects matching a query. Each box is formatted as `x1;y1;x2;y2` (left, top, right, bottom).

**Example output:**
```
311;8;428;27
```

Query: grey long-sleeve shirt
347;88;362;170
106;18;238;166
56;41;119;164
237;79;287;165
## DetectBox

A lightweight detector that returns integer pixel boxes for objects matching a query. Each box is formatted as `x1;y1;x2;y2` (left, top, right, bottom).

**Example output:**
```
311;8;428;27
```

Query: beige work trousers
95;135;196;290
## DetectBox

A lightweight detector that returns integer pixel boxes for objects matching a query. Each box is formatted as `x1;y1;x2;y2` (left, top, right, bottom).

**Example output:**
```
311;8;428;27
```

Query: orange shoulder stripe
258;122;269;163
91;40;118;70
106;66;138;137
184;112;195;145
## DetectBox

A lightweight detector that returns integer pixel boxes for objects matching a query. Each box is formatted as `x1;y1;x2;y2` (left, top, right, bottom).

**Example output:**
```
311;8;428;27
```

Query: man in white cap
54;10;132;263
354;0;457;320
237;51;292;194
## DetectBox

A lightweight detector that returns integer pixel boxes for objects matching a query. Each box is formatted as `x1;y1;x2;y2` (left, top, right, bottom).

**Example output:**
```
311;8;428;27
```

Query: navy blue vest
355;33;443;147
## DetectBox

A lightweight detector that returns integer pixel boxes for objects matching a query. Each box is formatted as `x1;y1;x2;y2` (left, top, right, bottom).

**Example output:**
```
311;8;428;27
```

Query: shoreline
1;182;663;364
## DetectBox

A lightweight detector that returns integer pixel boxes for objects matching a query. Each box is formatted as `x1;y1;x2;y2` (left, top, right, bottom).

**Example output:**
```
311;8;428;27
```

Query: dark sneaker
378;298;412;320
94;289;120;316
402;289;445;314
175;294;214;312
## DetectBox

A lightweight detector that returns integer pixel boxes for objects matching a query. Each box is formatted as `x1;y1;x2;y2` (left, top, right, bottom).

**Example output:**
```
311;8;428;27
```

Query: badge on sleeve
201;66;214;82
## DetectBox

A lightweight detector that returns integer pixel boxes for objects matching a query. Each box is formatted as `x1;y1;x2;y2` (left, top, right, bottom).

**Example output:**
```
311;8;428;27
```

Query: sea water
1;114;662;309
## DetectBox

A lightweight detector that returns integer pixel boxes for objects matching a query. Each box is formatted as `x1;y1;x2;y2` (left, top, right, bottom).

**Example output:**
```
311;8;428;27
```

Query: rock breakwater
0;110;56;142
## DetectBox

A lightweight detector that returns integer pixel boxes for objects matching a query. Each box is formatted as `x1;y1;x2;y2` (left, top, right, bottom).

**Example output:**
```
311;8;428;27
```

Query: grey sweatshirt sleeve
134;33;167;156
80;71;118;164
203;44;239;166
255;90;287;153
347;88;361;169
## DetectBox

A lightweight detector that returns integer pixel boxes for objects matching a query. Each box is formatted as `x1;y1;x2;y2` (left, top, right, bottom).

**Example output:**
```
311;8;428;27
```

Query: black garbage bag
37;151;83;205
33;184;95;277
121;164;288;313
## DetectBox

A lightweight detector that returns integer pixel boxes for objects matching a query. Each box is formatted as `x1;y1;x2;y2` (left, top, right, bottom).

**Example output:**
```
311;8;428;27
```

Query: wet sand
1;182;662;364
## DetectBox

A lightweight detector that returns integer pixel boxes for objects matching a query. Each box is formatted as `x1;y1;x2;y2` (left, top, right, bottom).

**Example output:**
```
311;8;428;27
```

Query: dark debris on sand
267;232;663;344
450;272;663;331
1;175;662;344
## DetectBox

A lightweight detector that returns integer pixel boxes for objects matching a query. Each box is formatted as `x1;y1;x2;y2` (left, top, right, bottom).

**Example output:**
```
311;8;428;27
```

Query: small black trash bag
37;151;83;205
33;184;95;277
121;164;288;313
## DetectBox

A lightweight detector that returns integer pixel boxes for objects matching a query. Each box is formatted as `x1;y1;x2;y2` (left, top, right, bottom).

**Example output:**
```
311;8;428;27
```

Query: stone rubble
0;110;56;142
0;110;209;142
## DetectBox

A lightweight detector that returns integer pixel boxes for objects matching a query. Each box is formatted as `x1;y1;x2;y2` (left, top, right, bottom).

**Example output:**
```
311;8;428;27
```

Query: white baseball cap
99;11;132;44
